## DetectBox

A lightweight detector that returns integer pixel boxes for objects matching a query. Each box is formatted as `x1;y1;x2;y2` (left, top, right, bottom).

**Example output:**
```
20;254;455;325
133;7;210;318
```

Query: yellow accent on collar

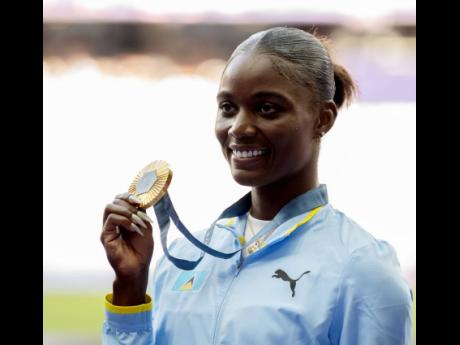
284;206;323;236
105;293;152;314
226;217;236;226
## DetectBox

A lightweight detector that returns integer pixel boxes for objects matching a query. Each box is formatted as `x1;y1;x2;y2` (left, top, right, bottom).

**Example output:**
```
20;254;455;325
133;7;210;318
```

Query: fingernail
132;213;148;229
128;195;142;204
130;223;144;236
137;211;154;223
115;226;120;234
116;194;123;199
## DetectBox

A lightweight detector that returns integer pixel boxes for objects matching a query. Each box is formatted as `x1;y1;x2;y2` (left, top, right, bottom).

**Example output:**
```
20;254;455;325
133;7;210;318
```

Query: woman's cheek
215;118;230;143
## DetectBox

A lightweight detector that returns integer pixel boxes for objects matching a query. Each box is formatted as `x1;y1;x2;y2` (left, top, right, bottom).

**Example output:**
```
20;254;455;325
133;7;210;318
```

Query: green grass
44;293;105;335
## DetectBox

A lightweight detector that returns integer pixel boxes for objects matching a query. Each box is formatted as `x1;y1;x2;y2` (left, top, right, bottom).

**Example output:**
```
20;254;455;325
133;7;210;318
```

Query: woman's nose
228;111;257;139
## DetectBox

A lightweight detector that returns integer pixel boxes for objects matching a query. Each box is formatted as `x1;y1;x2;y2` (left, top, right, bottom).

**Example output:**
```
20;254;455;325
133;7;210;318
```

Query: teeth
233;149;266;158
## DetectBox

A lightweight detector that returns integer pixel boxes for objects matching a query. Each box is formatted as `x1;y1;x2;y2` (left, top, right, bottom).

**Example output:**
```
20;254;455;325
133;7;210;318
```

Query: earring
316;131;325;140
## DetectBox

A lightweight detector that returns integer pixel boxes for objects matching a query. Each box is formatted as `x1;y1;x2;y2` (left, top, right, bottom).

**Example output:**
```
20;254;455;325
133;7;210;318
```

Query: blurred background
43;1;416;344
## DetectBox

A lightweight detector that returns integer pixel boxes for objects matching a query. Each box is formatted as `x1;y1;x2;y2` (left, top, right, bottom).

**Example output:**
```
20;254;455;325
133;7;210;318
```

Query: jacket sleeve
330;242;413;345
101;257;163;345
102;293;154;345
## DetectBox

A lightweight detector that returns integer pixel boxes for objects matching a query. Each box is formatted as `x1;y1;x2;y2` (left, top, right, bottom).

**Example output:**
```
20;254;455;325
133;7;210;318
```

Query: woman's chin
231;168;268;187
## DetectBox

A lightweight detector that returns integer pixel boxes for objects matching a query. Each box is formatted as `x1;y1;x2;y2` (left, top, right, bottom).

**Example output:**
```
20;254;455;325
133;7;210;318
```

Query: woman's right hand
101;193;154;305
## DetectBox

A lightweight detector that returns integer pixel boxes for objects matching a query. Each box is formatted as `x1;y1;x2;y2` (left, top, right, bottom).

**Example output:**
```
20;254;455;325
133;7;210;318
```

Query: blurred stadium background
43;1;416;344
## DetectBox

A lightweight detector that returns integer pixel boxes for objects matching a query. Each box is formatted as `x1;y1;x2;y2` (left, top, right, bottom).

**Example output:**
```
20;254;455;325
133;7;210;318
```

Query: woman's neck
250;167;319;220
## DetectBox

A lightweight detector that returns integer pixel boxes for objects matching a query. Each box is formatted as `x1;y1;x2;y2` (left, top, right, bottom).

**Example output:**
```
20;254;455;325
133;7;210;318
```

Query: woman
101;27;413;345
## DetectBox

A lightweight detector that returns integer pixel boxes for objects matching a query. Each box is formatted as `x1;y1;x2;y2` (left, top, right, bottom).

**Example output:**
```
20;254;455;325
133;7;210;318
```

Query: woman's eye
219;102;236;114
258;103;278;115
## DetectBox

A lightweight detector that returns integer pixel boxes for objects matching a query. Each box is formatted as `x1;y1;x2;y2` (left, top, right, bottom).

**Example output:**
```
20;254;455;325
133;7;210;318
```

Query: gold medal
128;160;173;209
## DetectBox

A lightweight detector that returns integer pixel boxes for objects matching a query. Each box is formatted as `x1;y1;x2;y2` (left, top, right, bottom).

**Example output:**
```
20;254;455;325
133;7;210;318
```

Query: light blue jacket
103;185;413;344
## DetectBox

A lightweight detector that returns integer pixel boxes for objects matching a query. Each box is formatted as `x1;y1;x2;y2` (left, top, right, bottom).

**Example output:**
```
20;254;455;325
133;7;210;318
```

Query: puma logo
272;269;311;297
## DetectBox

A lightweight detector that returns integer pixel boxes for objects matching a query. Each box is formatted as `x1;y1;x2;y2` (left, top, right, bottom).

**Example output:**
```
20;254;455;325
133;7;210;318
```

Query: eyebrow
252;91;290;103
216;91;232;100
217;91;290;103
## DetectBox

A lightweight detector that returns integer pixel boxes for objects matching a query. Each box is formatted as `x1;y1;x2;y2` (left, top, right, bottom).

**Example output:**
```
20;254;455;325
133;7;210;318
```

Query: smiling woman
100;27;413;345
215;29;354;220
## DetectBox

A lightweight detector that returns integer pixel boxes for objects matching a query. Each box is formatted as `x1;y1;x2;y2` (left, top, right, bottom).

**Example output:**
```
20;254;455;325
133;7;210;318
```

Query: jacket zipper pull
235;256;243;276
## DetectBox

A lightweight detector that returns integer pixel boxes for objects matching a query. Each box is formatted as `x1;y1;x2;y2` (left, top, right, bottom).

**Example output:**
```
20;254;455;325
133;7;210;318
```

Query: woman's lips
229;148;270;170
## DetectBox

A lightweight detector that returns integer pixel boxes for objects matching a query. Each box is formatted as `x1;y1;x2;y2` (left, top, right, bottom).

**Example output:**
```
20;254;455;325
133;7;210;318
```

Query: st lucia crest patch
172;271;209;292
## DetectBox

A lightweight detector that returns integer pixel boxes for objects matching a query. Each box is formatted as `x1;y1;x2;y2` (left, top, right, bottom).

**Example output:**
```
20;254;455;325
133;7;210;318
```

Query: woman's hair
227;27;356;109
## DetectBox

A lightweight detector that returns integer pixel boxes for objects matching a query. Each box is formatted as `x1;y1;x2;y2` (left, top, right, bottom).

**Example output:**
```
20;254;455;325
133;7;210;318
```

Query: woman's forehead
219;53;309;102
222;53;283;83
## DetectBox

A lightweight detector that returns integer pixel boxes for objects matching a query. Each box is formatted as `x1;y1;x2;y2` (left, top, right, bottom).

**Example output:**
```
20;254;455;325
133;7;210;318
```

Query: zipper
210;207;323;343
210;238;285;344
210;248;266;344
211;255;243;345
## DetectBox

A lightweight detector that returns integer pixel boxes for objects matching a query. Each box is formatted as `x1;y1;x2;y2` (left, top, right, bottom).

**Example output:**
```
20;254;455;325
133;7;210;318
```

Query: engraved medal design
128;160;173;209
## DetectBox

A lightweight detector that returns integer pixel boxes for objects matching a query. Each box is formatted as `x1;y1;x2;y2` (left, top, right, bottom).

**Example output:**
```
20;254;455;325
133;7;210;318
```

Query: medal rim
128;160;173;209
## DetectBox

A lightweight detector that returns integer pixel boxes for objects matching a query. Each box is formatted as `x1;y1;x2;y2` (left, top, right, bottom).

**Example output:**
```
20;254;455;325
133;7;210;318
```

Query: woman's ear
315;101;337;138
